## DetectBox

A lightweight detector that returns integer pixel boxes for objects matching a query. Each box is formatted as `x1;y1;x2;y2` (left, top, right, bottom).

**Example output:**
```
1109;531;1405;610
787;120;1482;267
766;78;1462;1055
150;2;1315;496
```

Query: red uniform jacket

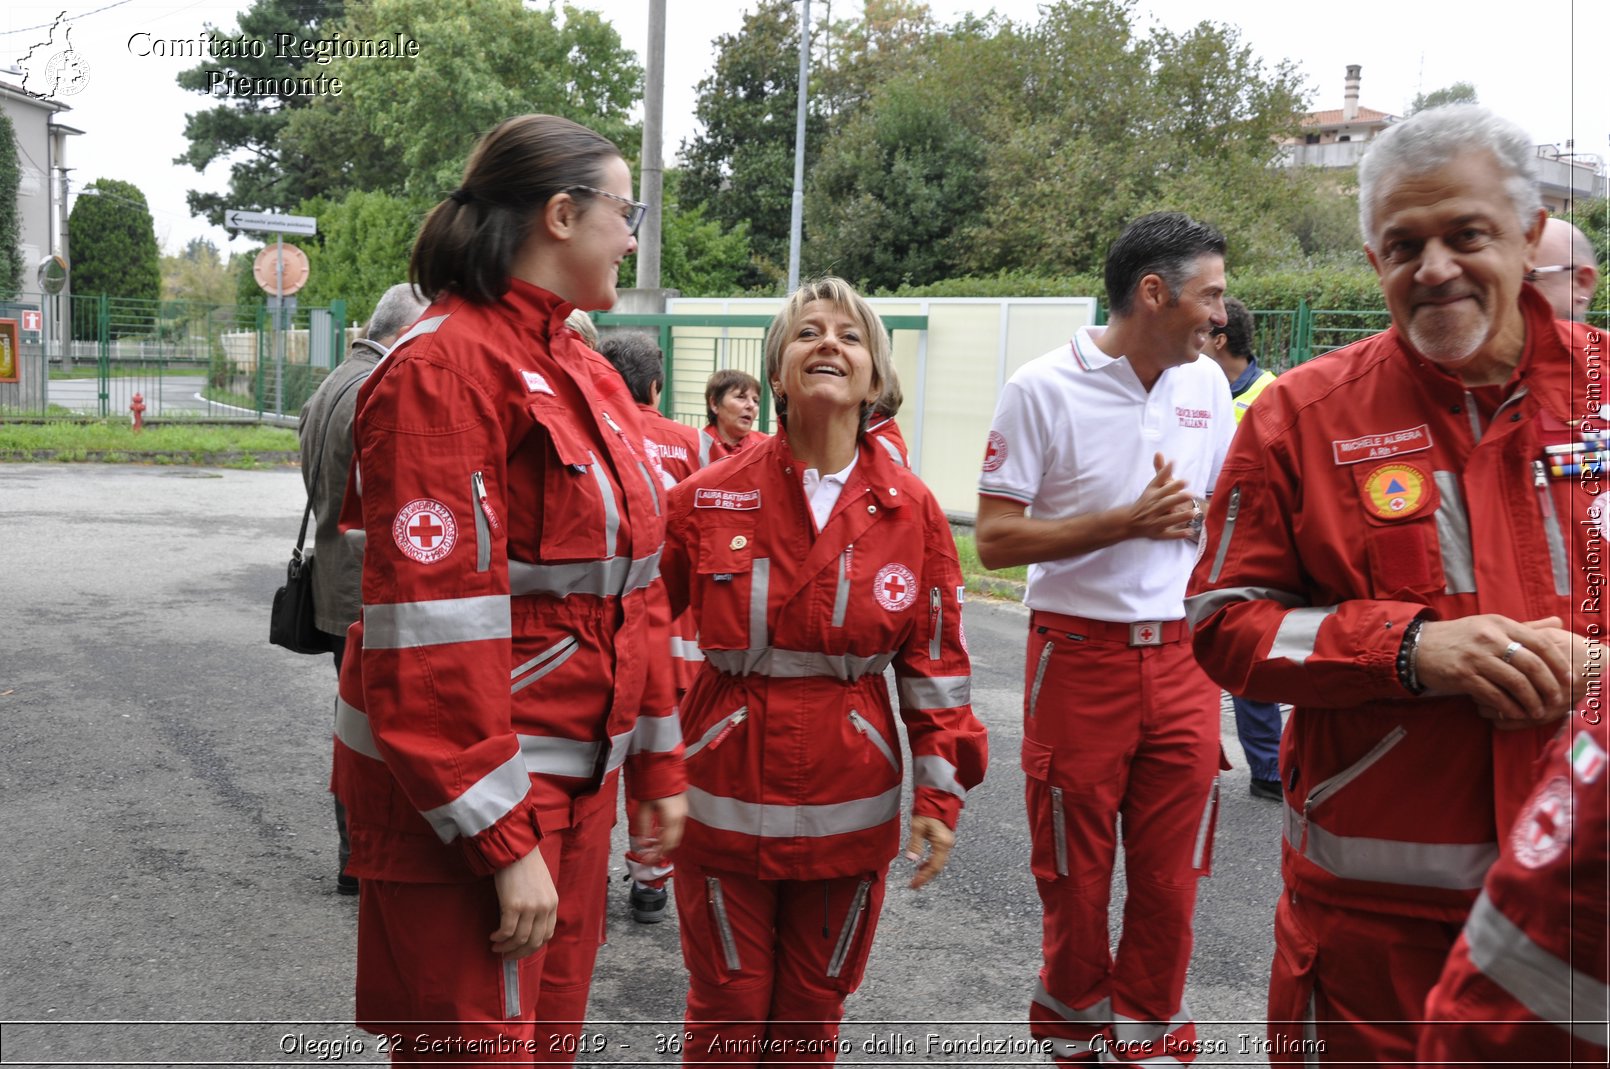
1188;290;1603;920
332;281;684;882
698;426;768;467
866;416;909;467
1420;717;1609;1064
638;402;702;488
661;429;989;880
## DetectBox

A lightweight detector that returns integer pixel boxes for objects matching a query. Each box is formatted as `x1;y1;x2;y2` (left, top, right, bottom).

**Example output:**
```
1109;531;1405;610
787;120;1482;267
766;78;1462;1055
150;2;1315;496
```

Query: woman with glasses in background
331;113;686;1064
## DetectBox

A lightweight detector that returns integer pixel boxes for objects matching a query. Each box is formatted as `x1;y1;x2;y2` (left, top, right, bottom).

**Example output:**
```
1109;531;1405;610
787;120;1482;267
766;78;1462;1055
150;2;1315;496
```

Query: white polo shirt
978;326;1234;621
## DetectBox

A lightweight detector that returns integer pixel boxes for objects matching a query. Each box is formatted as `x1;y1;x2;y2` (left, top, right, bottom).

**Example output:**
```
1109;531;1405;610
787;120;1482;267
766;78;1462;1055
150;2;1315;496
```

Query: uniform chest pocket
1351;461;1450;598
526;398;620;562
693;523;761;650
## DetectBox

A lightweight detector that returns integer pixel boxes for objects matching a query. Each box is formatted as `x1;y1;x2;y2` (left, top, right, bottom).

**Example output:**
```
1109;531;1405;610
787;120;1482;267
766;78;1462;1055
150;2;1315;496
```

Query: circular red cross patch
873;563;917;612
392;498;458;564
982;430;1008;473
1510;776;1573;869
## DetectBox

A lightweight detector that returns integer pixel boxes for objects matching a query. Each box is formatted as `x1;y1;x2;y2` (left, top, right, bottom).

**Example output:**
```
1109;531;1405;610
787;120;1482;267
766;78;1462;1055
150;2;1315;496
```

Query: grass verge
0;420;298;468
954;532;1026;601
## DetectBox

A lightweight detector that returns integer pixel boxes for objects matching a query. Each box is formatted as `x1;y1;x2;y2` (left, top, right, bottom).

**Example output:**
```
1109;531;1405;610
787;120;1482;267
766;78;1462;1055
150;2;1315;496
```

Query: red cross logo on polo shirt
408;513;444;549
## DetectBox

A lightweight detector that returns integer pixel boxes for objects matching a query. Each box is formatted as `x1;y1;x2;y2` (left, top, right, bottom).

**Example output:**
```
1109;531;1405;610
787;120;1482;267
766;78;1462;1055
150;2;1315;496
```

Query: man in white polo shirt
976;212;1235;1065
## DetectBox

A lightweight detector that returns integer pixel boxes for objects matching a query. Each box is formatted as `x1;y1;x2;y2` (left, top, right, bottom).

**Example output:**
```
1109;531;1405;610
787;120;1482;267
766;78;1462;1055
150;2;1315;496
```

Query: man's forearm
975;503;1132;570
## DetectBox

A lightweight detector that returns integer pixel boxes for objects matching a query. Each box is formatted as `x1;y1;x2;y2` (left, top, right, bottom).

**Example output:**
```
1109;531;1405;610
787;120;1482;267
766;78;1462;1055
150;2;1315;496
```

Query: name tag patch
1332;425;1432;465
694;488;761;511
521;370;555;395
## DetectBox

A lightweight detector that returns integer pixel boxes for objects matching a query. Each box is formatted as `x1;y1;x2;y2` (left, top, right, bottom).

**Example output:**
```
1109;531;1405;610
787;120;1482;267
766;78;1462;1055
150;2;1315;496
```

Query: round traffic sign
253;243;311;296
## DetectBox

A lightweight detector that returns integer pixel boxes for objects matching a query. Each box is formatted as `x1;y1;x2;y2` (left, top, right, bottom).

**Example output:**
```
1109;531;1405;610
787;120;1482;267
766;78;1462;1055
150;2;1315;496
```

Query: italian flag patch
1571;731;1607;784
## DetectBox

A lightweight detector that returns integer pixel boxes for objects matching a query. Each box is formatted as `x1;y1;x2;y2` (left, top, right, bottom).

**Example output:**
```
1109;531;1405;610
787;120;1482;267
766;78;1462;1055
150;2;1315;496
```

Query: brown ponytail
410;114;622;304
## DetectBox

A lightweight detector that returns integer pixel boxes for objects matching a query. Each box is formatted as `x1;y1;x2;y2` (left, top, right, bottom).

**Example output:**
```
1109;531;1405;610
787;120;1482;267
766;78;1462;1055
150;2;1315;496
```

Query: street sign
225;209;317;236
254;244;310;297
21;310;42;333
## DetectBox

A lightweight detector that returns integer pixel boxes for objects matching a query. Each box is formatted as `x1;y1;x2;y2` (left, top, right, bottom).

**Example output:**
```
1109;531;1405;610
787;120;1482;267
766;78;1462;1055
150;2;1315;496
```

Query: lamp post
787;0;811;293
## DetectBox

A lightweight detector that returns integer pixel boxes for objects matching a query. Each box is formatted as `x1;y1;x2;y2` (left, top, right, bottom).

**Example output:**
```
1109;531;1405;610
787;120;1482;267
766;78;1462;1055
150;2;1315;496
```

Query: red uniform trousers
1022;612;1221;1064
1268;892;1461;1068
355;774;618;1066
674;857;888;1066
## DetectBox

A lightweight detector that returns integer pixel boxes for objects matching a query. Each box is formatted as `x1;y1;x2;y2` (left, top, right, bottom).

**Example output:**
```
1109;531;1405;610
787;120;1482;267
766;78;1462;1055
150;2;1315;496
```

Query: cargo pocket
527;397;616;561
1268;894;1322;1065
1023;739;1071;881
822;876;884;995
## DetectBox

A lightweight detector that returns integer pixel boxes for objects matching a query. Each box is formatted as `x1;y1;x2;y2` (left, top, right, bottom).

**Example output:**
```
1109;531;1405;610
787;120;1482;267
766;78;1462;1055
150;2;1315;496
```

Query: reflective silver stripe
585;451;620;558
638;459;661;513
703;647;895;681
832;551;851;628
749;557;770;648
1465;890;1610;1044
1206;484;1241;583
419;751;528;843
1303;726;1405;813
502;958;520;1019
1185;584;1309;629
874;434;905;467
1191;776;1218;869
1050;787;1069;877
849;710;899;772
1536;461;1572;597
1302;993;1320;1068
707;877;742;972
1032;981;1109;1023
517;731;632;779
390;313;449;351
686;785;900;838
362;595;511;649
897;674;971;709
1283;805;1496;888
334;697;382;760
510;636;579;694
669;634;706;661
1268;605;1339;665
472;471;491;573
630;713;683;755
928;586;942;661
914;755;966;799
1112;1002;1194;1044
699;433;716;468
1464;390;1484;442
1434;471;1476;595
1029;640;1053;717
683;707;747;759
506;548;661;599
825;879;872;978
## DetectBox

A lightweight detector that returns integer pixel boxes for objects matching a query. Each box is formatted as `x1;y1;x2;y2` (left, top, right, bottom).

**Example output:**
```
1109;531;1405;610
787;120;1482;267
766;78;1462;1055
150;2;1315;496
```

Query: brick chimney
1343;64;1361;122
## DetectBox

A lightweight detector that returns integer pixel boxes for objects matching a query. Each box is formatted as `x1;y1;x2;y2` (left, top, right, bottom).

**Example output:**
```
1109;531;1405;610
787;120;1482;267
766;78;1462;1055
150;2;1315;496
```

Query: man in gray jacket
297;282;427;894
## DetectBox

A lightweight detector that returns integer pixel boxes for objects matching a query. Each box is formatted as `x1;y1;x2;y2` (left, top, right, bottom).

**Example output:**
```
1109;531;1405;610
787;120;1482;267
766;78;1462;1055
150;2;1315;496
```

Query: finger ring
1501;640;1524;664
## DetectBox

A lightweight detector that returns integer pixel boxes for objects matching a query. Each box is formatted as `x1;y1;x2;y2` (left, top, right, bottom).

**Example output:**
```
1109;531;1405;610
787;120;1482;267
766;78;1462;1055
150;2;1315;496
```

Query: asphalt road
0;464;1283;1067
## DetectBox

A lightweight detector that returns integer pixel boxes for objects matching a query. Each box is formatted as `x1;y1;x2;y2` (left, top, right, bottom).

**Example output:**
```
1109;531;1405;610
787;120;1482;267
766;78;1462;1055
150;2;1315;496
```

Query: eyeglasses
561;185;647;237
1524;265;1577;282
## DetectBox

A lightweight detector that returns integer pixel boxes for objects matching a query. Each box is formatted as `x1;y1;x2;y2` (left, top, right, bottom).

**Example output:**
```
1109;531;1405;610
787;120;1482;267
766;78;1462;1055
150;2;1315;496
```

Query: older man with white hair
1187;105;1603;1063
1530;216;1599;321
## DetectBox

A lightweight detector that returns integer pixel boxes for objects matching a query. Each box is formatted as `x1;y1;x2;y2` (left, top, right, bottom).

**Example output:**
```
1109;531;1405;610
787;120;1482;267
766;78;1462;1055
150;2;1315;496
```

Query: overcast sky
2;0;1605;259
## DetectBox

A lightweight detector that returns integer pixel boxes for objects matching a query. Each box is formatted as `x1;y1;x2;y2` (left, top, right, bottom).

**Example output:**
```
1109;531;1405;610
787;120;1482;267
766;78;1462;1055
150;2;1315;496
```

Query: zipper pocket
1050;786;1069;877
825;879;873;978
510;635;579;694
1299;725;1407;852
684;706;748;758
706;877;742;972
848;710;899;772
929;586;943;661
1534;460;1571;596
1207;484;1241;584
471;470;495;573
1028;639;1054;717
832;548;851;628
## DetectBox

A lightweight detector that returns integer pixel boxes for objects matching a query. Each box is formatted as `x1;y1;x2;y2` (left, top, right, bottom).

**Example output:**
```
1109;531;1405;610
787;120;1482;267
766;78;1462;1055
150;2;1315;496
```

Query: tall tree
0;111;23;297
681;0;821;287
174;0;346;225
278;0;641;201
290;189;428;319
1409;82;1478;114
68;179;161;334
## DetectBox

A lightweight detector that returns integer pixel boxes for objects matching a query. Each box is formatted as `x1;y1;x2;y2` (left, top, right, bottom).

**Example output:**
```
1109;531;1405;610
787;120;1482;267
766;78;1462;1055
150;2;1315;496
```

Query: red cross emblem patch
873;562;918;612
982;430;1008;473
1510;777;1573;869
392;498;459;564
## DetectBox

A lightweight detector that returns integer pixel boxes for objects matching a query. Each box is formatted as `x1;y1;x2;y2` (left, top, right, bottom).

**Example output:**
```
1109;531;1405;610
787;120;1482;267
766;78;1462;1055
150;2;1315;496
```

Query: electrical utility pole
786;0;811;292
636;0;666;290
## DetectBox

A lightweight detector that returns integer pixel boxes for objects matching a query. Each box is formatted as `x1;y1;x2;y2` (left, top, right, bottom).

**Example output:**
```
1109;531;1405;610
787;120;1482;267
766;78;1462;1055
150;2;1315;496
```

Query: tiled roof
1303;106;1394;126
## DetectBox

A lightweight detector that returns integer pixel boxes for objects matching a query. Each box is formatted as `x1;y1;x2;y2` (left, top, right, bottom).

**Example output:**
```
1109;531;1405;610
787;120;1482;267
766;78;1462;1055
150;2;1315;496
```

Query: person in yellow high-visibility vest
1206;296;1282;800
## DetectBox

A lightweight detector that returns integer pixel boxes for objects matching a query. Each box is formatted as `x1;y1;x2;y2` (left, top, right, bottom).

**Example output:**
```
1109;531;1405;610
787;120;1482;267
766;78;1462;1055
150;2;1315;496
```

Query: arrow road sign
225;210;317;236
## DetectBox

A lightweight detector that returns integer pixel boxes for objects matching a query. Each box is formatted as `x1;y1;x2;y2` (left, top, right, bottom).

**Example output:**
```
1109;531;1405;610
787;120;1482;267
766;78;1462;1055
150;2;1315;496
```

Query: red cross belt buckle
1128;621;1163;647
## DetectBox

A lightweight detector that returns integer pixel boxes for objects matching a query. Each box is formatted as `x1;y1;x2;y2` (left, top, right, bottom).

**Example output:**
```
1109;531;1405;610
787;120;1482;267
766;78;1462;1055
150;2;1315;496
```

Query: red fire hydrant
129;392;146;432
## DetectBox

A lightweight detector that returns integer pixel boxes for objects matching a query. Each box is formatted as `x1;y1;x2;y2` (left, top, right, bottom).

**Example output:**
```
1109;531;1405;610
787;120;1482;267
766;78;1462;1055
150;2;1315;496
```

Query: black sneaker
337;872;359;896
629;881;667;924
1249;778;1283;801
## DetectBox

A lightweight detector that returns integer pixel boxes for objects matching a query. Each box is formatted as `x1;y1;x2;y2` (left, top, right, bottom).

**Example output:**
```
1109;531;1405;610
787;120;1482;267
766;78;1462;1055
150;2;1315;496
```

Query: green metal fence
0;292;350;421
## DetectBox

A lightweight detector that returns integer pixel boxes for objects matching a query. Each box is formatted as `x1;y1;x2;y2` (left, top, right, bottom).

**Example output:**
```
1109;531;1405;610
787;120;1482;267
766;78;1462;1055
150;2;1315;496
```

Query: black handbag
269;371;367;655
